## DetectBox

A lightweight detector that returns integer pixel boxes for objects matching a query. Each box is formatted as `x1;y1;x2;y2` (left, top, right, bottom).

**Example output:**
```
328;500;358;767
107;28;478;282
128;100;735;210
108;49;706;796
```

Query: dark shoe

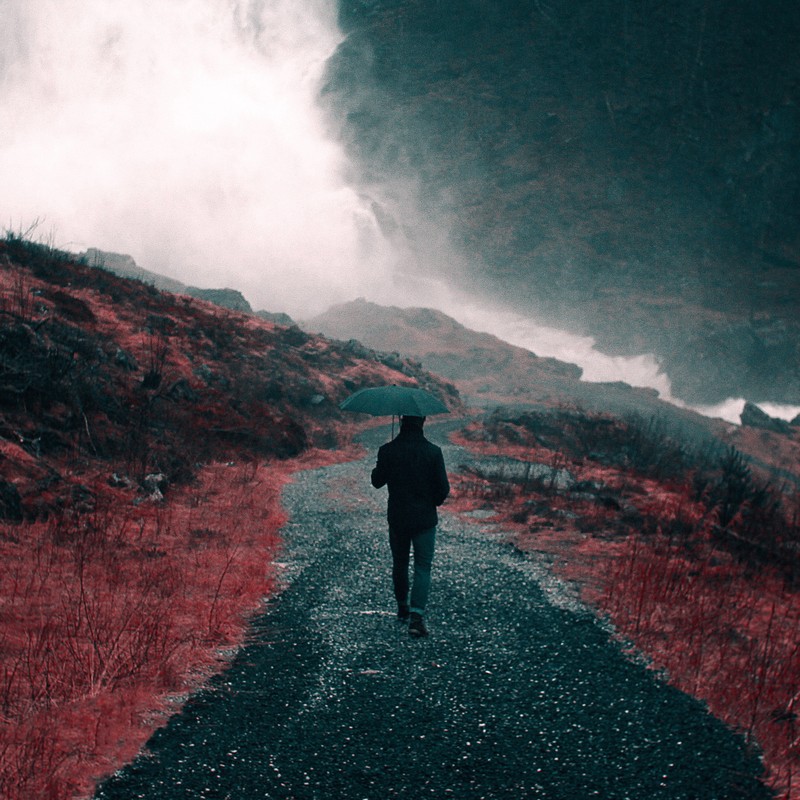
408;613;428;638
397;604;410;622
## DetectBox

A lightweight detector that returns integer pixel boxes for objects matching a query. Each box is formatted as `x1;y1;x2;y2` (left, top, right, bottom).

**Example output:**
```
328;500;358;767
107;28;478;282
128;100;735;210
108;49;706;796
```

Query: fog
0;1;794;426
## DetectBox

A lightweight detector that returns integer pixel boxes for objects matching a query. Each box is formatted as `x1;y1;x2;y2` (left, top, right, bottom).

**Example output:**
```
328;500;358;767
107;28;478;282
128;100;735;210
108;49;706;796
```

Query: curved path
96;423;769;799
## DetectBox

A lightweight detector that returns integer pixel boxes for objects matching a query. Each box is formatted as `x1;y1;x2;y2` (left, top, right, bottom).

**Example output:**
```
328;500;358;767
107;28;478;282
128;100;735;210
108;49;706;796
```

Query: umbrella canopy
339;385;448;417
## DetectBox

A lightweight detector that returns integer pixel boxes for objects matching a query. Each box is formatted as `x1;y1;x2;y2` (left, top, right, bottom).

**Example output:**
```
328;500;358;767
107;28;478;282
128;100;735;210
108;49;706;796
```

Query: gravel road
95;422;770;799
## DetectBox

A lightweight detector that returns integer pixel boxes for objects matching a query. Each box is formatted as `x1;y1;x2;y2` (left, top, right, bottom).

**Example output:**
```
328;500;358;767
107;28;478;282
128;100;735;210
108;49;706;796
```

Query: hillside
0;235;460;798
308;298;582;405
323;0;800;404
306;298;684;413
307;298;800;489
81;249;255;314
307;297;721;429
1;234;797;798
0;238;461;513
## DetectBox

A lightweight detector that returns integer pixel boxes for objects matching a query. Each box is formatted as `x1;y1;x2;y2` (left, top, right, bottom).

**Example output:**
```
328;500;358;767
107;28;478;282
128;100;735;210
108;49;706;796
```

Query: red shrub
602;531;800;799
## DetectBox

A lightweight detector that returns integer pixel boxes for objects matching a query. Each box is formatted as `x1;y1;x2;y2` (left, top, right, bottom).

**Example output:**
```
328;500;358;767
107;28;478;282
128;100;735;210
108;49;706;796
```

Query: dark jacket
371;426;450;533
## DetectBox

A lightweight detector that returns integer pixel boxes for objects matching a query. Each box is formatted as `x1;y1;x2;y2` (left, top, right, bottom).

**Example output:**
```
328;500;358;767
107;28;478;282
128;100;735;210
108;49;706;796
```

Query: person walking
371;415;450;638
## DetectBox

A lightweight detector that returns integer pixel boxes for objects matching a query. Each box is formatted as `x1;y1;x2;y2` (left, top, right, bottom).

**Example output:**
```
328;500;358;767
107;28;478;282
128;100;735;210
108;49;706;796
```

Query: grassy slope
307;298;584;407
0;237;460;799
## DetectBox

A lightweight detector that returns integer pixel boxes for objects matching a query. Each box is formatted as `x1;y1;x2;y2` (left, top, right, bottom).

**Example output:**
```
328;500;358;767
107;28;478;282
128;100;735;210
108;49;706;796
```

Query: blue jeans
389;526;436;615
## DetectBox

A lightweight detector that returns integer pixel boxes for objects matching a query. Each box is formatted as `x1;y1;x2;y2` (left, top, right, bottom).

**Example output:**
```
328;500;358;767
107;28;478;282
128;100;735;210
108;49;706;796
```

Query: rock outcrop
740;402;791;434
185;287;252;313
83;249;255;314
82;248;186;294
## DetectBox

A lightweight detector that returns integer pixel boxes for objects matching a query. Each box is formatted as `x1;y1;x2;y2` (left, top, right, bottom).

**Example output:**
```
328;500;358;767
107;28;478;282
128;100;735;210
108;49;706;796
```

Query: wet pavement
95;423;770;799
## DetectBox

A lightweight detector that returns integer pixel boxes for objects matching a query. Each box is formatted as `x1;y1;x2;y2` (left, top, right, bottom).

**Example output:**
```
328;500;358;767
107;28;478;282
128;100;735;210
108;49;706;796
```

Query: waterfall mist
0;0;400;315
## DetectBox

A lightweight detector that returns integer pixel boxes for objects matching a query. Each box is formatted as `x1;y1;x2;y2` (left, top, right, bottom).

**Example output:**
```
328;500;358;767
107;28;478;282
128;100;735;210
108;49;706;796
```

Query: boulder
186;287;252;313
143;473;168;500
0;479;23;522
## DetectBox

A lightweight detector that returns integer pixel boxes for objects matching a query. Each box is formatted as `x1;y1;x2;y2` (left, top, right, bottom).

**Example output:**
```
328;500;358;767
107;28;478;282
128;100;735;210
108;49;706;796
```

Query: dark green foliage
473;408;799;576
482;408;695;481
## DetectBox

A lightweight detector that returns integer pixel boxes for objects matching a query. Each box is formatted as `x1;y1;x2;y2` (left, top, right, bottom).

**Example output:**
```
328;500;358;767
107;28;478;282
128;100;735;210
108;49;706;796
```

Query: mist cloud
0;0;399;315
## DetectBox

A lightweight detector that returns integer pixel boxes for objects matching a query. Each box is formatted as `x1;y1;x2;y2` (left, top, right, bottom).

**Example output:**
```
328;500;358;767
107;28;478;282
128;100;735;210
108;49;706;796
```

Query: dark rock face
740;402;791;434
624;317;800;405
325;0;800;404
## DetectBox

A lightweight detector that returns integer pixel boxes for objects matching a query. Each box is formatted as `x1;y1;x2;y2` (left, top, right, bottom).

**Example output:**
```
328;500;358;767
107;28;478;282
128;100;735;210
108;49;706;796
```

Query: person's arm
432;448;450;506
371;447;388;489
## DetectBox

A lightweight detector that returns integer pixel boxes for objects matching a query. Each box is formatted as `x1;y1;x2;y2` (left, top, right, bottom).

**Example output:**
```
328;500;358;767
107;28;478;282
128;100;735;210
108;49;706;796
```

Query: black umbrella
339;384;448;417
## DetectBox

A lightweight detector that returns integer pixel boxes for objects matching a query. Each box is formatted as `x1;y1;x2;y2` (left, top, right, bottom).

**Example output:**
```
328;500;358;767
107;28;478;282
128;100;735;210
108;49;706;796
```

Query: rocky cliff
323;0;800;404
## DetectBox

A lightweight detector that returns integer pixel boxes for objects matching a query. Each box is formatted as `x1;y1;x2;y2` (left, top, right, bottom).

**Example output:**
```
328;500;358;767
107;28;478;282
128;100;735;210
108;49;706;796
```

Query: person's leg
388;527;411;614
409;527;436;615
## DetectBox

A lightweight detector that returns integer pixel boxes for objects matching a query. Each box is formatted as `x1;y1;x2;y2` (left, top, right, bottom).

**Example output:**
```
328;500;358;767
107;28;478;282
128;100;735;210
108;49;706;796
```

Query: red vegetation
451;411;800;799
0;236;458;799
1;461;286;798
